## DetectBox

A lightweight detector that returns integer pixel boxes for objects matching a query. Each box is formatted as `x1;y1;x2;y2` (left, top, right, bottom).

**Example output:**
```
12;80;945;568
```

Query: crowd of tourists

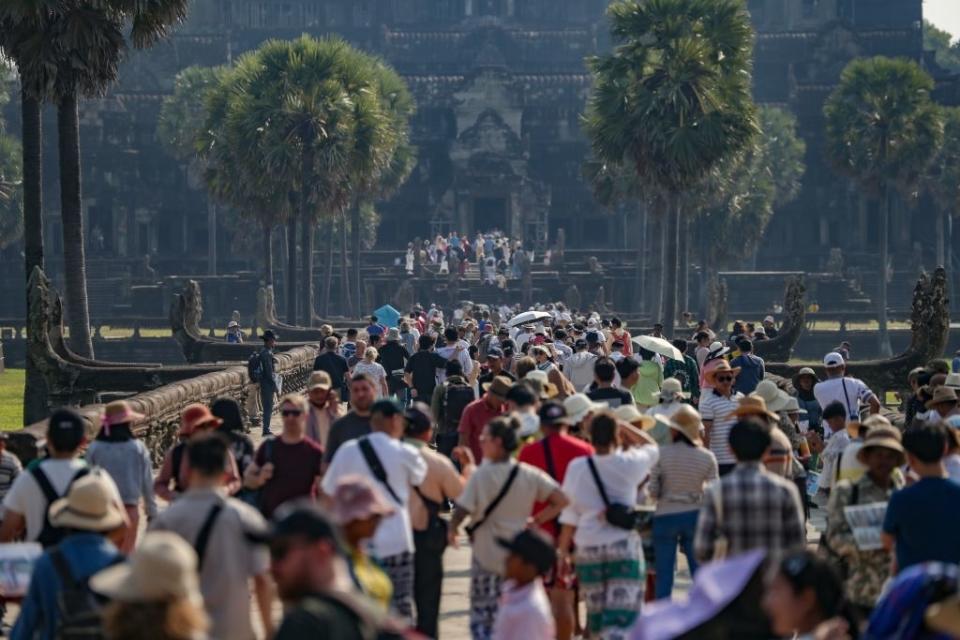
403;231;543;282
4;302;960;639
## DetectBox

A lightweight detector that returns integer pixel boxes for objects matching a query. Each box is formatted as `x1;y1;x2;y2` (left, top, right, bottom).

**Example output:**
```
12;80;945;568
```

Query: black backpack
50;548;118;640
247;350;263;383
32;466;90;549
170;441;188;494
442;382;475;435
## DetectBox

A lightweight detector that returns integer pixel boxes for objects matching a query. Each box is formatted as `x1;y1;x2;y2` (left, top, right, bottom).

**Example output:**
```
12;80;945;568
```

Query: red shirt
458;396;506;461
518;433;594;536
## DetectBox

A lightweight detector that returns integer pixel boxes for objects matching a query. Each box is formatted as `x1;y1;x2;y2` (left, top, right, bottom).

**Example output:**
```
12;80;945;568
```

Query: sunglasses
281;409;303;417
715;375;734;383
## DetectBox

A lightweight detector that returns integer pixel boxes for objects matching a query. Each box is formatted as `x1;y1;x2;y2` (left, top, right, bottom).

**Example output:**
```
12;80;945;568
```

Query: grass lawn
0;369;24;430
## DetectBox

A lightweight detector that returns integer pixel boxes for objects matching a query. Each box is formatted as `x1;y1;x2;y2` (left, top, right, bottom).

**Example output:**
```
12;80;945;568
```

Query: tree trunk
878;186;892;357
22;92;48;424
57;95;94;358
697;216;709;319
299;147;315;326
286;216;297;323
352;204;362;315
936;207;946;268
650;213;662;320
339;211;353;316
207;201;217;275
661;195;680;338
262;222;273;288
634;202;646;313
679;208;689;318
322;226;333;317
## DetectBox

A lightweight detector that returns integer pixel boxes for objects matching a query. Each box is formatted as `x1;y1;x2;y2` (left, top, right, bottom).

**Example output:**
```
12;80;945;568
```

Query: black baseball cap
261;330;278;341
371;398;404;417
46;408;86;452
497;529;556;575
538;401;566;426
254;500;345;556
487;347;504;359
404;402;432;434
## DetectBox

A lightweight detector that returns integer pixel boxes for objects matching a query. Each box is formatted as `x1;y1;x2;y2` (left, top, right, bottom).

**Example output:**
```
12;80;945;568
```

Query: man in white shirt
564;339;598;392
813;352;880;431
321;398;428;620
437;327;473;383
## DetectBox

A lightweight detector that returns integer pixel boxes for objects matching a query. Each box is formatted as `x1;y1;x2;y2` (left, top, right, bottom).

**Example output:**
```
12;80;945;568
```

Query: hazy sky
927;0;960;40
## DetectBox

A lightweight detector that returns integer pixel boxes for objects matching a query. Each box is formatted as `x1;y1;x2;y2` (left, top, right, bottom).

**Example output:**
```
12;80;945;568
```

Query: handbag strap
840;378;856;420
465;464;520;536
585;457;611;508
712;484;724;531
542;438;557;481
195;502;224;571
358;438;402;504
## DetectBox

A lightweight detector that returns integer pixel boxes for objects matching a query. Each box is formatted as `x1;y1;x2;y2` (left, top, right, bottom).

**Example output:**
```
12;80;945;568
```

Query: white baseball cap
823;352;845;368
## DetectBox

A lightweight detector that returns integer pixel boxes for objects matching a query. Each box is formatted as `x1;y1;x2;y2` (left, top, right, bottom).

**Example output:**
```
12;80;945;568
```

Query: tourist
437;327;473;382
824;425;904;616
694;419;805;562
340;328;359;362
698;360;744;476
586;357;633;408
698;341;729;393
694;332;712;370
151;434;273;640
322;398;428;621
85;400;157;553
615;404;670;446
517;401;593;640
506;382;543;444
564;339;597;392
730;339;765;396
380;328;412;398
478;347;515;386
450;416;568;639
606;317;633;356
267;502;405;640
154;404;241;503
551;329;572;362
313;336;350;399
12;471;127;639
662;339;701;402
0;432;21;522
404;334;450;402
925;386;960;422
94;532;209;640
819;401;857;493
762;315;779;339
257;330;280;436
226;319;244;344
211;397;257;495
403;402;474;637
458;375;511;463
646;377;689;422
559;393;606;440
366;315;386;339
1;407;91;546
490;529;557;640
883;423;960;571
352;347;389;398
428;360;474;459
835;414;893;485
814;352;880;426
761;550;853;640
793;367;822;433
650;323;664;339
557;411;659;637
304;371;342;449
325;373;377;463
399;320;418;354
329;475;395;611
245;395;324;518
649;404;718;599
631;348;663;408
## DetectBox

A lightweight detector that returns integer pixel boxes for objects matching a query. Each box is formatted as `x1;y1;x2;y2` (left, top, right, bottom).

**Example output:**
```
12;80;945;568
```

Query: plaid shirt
694;462;805;564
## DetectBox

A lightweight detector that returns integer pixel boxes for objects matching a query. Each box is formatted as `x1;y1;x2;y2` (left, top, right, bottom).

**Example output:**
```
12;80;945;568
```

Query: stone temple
0;0;957;319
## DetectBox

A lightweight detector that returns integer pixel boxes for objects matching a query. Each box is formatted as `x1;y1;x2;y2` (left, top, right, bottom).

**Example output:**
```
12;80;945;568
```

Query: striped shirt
649;443;718;515
699;389;743;465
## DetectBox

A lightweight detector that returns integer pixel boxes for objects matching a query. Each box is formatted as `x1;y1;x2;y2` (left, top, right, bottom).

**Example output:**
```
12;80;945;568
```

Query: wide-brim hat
329;475;395;524
386;328;401;342
613;404;655;429
559;394;607;425
944;373;960;390
48;472;127;533
857;425;906;466
308;371;332;392
102;400;145;427
705;360;740;383
705;341;730;361
752;381;790;413
926;386;959;410
660;377;690;400
727;396;779;422
179;403;223;436
90;531;202;605
482;376;513;399
669;405;704;446
792;367;820;386
781;395;807;415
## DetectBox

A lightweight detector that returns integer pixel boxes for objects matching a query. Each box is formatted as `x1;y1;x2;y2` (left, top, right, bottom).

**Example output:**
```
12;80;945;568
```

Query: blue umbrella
372;304;401;328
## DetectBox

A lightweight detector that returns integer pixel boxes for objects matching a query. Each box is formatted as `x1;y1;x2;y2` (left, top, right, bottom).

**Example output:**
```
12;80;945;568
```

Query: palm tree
927;107;960;289
0;99;23;251
584;0;758;336
825;57;943;356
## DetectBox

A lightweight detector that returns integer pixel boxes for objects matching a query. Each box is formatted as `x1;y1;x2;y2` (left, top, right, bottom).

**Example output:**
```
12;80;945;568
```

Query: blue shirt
730;354;765;395
883;477;960;571
12;533;122;640
366;324;385;337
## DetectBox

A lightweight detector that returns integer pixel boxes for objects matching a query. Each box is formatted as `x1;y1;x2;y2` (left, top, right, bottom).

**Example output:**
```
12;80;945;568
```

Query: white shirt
564;351;598;391
553;341;573;362
322;432;427;558
437;340;474;382
559;446;660;547
3;459;89;541
946;454;960;483
492;579;555;640
814;377;876;422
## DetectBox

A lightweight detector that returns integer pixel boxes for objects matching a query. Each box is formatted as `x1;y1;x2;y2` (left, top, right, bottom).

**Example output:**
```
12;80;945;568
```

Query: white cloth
492;579;555;640
353;361;388;394
559;446;660;547
437;340;474;382
946;454;960;483
564;351;598;392
813;377;876;421
322;432;427;558
3;459;91;541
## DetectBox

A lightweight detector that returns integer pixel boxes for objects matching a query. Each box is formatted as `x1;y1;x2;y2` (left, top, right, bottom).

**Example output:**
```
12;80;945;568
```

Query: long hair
102;599;208;640
96;423;134;443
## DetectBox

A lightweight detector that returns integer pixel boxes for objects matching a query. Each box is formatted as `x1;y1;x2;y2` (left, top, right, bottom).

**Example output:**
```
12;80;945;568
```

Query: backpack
50;548;117;640
170;441;188;494
247;350;263;384
442;382;475;435
32;467;90;549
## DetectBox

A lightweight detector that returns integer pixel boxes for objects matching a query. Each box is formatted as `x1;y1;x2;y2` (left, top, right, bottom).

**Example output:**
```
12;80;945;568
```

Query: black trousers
414;528;446;638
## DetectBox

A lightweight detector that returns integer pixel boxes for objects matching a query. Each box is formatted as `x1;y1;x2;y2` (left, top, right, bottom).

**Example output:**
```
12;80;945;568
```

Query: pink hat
102;400;145;427
329;475;395;524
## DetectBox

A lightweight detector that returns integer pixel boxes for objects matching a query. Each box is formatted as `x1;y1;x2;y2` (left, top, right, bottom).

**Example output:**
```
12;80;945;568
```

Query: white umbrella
632;335;684;362
506;310;552;328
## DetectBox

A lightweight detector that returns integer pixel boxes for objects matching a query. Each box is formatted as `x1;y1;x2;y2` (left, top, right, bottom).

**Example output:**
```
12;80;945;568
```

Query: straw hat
329;475;395;524
659;378;689;400
705;360;740;384
308;371;332;392
179;403;223;436
669;405;704;445
856;425;906;466
524;370;559;399
482;376;514;399
781;395;807;415
102;400;145;427
560;394;607;426
48;471;127;533
90;531;202;604
727;396;779;422
945;373;960;390
613;404;657;430
751;380;790;413
926;386;959;410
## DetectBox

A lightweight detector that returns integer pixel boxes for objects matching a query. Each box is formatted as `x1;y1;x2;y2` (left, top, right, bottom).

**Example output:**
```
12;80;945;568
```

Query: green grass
0;369;24;430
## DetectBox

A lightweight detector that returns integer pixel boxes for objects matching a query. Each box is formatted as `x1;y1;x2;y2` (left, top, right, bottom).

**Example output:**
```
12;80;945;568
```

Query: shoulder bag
585;457;639;531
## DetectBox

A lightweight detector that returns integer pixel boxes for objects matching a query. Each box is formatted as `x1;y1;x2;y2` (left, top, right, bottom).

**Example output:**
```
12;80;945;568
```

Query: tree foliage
0;79;22;249
928;106;960;217
924;20;960;73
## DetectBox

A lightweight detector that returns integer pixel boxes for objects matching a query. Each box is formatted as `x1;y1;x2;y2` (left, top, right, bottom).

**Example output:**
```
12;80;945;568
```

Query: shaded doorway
474;197;508;235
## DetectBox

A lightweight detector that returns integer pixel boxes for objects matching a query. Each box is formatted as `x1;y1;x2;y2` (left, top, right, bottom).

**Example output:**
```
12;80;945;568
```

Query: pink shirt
492;579;555;640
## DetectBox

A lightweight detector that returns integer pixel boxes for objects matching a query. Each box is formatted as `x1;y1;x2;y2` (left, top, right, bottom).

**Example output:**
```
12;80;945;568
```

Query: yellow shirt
349;547;393;611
